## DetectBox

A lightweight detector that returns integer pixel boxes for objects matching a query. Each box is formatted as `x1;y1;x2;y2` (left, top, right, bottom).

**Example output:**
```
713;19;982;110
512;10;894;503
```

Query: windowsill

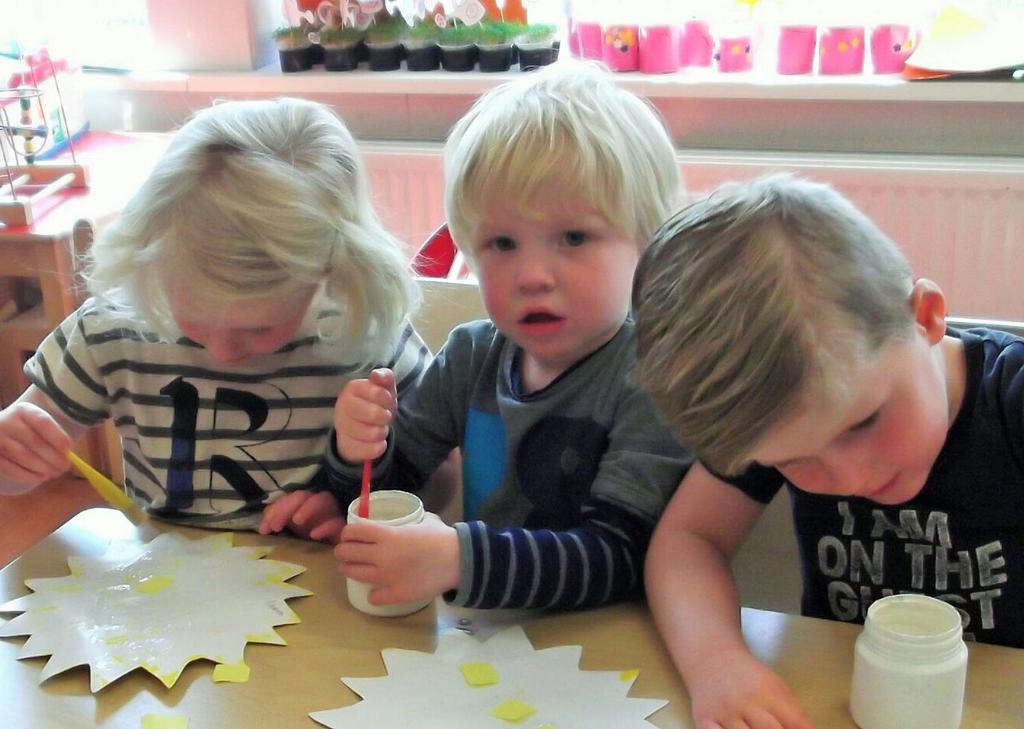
81;64;1024;103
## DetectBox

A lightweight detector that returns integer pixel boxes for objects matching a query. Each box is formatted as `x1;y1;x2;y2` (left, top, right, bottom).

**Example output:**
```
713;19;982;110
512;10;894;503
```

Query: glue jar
346;490;434;618
850;594;968;729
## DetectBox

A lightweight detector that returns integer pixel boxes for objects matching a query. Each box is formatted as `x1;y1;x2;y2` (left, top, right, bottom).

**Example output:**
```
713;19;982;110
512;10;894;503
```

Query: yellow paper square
212;662;251;683
490;698;537;722
460;661;499;686
141;714;189;729
619;668;640;682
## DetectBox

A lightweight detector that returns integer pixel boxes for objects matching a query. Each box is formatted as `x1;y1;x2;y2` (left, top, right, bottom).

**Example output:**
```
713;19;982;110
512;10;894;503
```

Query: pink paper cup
679;19;713;67
576;21;603;60
716;35;753;73
819;26;865;75
602;24;639;72
639;24;680;73
871;24;918;73
777;25;816;74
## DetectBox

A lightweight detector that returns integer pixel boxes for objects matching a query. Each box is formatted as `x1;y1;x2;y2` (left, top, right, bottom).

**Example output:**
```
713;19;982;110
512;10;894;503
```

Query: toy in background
0;47;88;227
274;0;557;73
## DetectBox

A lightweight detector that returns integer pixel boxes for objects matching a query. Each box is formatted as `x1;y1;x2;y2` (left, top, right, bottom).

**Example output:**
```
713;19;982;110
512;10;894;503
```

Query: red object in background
412;224;457;277
412;224;471;280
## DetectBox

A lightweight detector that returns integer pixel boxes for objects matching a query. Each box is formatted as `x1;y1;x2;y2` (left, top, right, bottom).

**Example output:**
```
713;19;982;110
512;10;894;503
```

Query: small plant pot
477;43;513;72
323;43;360;71
367;42;402;71
278;45;312;72
439;44;477;72
309;43;325;66
516;42;556;70
404;43;439;71
520;41;561;71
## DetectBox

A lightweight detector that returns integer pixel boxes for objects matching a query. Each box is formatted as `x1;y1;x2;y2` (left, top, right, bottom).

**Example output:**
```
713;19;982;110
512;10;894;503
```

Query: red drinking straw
358;460;372;518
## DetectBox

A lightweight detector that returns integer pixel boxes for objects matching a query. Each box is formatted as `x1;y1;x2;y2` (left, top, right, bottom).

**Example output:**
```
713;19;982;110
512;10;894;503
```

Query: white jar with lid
345;490;434;617
850;594;968;729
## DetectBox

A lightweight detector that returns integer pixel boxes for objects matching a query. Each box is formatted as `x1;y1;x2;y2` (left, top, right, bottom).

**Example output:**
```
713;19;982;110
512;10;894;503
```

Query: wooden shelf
0;304;48;341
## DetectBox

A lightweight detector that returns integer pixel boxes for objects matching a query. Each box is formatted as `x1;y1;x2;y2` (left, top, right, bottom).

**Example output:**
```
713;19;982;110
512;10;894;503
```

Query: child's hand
689;648;814;729
0;402;73;494
334;368;397;462
258;489;346;543
334;513;461;605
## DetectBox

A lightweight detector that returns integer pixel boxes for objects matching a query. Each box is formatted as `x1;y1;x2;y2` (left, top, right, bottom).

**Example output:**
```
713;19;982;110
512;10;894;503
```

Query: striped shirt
27;299;429;530
326;319;692;609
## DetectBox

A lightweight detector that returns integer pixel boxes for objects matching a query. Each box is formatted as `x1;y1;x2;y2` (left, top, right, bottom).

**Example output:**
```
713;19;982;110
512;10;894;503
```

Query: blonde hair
86;97;417;362
443;61;682;255
633;174;915;475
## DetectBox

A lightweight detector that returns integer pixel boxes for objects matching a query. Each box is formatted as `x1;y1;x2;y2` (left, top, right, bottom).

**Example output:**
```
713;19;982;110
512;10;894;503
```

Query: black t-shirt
721;328;1024;647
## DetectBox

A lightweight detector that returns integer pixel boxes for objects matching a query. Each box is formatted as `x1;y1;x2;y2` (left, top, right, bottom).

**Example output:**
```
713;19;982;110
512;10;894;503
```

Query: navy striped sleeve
449;498;652;610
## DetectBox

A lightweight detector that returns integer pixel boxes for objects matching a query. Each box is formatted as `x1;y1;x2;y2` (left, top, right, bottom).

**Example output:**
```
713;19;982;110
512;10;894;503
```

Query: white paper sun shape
0;531;310;692
310;625;668;729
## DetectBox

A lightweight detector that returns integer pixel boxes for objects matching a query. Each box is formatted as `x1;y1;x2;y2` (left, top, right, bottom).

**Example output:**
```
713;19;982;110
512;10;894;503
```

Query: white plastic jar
346;490;434;617
850;594;968;729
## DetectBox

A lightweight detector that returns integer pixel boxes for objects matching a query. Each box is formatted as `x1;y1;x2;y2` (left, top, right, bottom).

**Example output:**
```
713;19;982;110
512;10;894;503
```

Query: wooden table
2;509;1022;729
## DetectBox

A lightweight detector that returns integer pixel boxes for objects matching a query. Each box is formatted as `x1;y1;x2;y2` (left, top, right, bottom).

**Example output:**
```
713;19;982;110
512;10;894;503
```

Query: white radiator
362;143;1024;321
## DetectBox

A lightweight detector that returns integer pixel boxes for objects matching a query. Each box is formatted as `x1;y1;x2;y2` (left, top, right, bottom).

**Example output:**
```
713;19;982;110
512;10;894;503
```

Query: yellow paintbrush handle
67;451;135;510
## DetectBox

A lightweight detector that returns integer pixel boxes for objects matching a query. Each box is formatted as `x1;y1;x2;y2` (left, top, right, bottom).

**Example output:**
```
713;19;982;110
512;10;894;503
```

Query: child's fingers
338;379;396;419
1;407;71;474
338;520;387;545
367;585;396;605
334;540;379;565
22;405;74;453
291;490;337;526
0;433;65;481
368;368;398;402
335;437;387;464
0;454;52;486
308;516;346;543
339;562;381;584
258;490;309;534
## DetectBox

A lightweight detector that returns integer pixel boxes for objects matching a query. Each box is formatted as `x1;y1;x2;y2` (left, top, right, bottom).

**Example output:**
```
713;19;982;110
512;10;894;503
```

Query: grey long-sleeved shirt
327;319;691;609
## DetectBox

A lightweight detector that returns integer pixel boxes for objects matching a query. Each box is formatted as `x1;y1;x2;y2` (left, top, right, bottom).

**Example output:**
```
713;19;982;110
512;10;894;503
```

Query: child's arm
648;463;814;729
0;386;89;494
334;495;649;608
336;373;689;610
